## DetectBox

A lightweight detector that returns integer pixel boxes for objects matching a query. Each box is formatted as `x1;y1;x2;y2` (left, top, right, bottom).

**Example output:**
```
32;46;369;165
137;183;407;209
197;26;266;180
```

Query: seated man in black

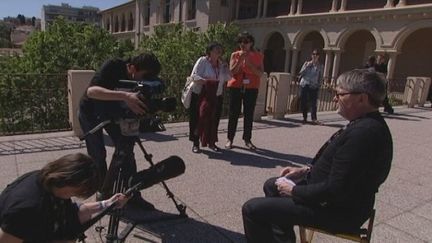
0;153;128;243
242;69;393;243
79;52;161;208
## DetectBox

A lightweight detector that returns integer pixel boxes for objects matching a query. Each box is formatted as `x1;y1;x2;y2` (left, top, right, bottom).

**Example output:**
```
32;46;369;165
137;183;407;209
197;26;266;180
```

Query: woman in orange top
225;32;264;150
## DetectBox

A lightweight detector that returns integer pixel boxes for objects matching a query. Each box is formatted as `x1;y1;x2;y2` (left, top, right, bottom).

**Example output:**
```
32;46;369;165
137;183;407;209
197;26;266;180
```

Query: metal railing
263;74;407;117
0;73;69;135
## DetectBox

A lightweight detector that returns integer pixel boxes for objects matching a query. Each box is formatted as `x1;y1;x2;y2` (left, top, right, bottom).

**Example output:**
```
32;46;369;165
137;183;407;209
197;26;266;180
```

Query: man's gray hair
336;69;387;107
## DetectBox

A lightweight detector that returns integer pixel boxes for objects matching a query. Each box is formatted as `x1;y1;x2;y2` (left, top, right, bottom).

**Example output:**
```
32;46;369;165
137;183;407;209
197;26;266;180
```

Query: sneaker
127;195;155;211
245;141;257;150
225;140;233;149
311;120;322;125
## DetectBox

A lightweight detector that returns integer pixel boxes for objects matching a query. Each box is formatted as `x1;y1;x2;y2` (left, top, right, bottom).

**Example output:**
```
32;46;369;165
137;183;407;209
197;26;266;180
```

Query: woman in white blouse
188;42;231;153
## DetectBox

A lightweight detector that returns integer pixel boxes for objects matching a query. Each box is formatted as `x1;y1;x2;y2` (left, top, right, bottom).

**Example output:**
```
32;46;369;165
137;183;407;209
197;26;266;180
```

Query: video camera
111;79;177;135
118;79;177;116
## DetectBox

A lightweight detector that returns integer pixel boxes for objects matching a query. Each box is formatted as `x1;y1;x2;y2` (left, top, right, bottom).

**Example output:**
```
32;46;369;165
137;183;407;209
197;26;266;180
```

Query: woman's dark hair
40;153;101;198
128;51;161;79
236;31;255;49
312;49;321;56
205;42;223;56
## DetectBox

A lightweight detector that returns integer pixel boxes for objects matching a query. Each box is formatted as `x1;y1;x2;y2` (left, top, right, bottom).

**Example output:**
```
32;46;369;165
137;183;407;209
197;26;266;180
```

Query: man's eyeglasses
334;91;362;98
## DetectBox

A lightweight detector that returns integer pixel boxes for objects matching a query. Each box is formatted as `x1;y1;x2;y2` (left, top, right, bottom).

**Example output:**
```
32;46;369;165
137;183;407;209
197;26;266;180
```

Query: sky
0;0;130;19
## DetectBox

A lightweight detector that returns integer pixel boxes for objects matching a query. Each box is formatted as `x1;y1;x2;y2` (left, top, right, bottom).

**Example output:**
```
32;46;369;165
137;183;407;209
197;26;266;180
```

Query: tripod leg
135;138;188;217
106;168;125;243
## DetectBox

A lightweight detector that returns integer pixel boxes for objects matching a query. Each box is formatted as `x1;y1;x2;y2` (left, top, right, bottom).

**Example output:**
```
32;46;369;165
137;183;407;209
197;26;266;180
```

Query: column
323;50;334;83
385;0;395;8
263;0;268;17
290;50;299;77
284;49;292;73
339;0;347;11
331;51;341;84
386;52;398;81
257;0;262;18
296;0;303;15
290;0;296;15
330;0;338;12
397;0;406;7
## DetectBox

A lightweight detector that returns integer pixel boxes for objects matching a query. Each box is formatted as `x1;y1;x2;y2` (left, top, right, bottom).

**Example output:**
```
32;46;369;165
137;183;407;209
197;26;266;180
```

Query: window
144;1;150;25
221;0;228;7
187;0;196;20
163;0;171;23
128;12;134;30
121;14;126;31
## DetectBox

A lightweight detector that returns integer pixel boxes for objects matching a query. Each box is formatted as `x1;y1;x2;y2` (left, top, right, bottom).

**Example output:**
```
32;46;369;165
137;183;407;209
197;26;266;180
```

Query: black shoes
384;107;394;114
245;141;257;150
209;144;221;152
192;145;200;153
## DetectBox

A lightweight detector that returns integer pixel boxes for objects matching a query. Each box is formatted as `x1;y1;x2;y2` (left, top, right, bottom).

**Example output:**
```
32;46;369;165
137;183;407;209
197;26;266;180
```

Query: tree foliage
0;22;12;48
0;18;134;134
20;17;132;73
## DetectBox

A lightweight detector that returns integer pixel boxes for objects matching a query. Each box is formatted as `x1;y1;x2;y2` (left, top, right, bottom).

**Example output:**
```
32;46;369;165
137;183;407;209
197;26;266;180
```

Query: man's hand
280;166;309;182
275;177;296;197
124;92;147;115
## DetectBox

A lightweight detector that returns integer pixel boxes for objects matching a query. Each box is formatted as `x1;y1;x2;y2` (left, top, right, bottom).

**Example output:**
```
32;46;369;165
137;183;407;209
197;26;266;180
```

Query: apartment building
41;3;100;31
101;0;432;86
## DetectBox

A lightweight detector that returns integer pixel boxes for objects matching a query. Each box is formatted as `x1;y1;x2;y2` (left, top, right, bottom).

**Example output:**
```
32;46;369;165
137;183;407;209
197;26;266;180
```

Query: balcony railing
0;73;69;135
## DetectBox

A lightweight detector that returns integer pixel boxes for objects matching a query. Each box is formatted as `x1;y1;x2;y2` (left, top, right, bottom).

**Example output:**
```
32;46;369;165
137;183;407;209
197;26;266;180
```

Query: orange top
227;51;264;89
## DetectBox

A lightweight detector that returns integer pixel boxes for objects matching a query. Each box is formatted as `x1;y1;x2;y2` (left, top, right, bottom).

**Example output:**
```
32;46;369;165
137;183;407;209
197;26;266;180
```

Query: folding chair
299;209;375;243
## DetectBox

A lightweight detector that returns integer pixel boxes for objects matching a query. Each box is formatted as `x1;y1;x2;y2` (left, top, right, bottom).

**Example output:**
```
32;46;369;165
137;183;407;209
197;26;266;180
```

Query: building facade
101;0;432;89
41;3;100;31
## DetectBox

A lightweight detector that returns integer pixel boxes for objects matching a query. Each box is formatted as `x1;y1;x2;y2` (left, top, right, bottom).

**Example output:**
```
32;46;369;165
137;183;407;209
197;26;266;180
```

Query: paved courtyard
0;106;431;242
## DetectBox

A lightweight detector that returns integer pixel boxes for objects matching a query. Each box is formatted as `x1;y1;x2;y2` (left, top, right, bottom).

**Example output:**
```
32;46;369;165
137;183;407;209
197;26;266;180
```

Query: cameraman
79;52;161;209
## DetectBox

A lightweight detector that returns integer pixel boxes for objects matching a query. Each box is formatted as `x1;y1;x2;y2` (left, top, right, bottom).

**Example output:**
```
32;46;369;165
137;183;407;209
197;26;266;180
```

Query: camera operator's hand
105;193;130;209
124;92;148;115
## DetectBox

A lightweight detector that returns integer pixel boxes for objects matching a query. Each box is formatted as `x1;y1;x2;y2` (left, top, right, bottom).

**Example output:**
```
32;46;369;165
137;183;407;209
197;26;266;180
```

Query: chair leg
299;227;314;243
299;226;307;243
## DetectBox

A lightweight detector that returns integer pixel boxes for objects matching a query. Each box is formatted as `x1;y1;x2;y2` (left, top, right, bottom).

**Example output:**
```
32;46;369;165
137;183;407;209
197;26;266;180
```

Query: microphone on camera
128;156;185;191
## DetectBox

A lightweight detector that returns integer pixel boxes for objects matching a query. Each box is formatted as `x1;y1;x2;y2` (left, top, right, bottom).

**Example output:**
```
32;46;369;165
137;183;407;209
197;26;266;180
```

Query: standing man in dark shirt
79;52;161;208
242;69;393;243
375;54;394;114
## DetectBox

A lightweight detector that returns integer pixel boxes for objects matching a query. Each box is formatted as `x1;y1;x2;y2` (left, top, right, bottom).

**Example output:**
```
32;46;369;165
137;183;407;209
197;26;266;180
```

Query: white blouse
190;56;231;96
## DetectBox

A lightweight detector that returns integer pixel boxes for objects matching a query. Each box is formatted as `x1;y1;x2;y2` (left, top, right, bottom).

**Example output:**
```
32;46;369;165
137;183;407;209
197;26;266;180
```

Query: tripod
79;119;187;243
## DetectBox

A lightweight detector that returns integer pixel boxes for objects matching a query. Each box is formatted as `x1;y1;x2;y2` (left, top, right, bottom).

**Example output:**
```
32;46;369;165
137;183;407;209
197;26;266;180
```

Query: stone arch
392;27;432;91
339;29;377;73
336;26;382;51
293;31;326;73
263;31;287;73
392;20;432;52
292;28;329;50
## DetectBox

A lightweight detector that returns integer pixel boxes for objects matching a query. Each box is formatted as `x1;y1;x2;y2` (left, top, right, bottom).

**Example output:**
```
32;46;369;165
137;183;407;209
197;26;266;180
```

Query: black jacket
292;111;392;224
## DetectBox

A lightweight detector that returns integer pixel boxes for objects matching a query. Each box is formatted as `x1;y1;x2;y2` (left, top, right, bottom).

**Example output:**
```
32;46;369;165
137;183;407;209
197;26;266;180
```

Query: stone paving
0;106;431;242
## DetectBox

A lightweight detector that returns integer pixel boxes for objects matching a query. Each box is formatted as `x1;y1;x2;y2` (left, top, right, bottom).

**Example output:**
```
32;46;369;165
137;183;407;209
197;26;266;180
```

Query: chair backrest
299;208;376;243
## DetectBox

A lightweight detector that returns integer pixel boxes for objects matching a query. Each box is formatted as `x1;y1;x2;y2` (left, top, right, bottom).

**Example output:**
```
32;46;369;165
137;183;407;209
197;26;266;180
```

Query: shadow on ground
117;209;244;243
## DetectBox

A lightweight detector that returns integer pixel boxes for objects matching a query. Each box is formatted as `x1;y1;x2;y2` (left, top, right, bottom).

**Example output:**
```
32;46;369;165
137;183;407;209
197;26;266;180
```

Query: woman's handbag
181;77;194;109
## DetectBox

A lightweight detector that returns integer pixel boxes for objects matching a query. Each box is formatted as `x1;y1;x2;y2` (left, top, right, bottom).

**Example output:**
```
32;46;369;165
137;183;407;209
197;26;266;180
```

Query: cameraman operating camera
79;52;161;210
